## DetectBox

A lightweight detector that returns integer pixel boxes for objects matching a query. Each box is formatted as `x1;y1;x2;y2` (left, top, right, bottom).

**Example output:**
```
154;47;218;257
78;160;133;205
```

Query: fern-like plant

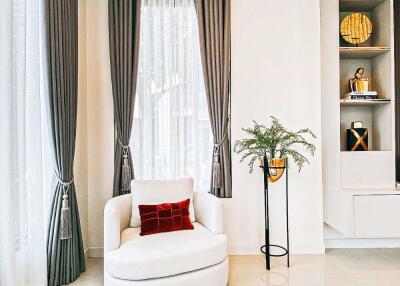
234;116;316;173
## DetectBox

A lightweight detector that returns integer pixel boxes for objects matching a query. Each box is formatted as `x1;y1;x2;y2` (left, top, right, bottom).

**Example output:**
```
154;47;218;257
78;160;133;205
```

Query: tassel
212;129;228;189
60;194;72;240
121;153;131;191
212;148;222;188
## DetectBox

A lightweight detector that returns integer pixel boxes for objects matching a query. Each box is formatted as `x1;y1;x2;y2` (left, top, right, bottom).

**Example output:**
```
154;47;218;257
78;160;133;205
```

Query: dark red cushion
138;199;194;236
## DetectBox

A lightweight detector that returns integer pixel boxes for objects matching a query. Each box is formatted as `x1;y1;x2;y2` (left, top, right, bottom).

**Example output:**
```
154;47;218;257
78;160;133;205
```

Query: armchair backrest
193;191;224;234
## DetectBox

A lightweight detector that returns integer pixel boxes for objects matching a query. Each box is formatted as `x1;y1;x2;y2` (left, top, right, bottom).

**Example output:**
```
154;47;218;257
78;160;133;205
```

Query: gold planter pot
260;158;286;183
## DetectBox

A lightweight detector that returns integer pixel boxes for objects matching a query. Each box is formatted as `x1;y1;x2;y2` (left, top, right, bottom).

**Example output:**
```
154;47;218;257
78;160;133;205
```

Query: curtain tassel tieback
119;138;132;192
56;175;74;240
213;145;222;188
213;129;228;189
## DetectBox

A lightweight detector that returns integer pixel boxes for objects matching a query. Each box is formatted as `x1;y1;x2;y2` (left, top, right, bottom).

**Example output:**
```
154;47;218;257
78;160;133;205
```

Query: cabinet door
354;194;400;238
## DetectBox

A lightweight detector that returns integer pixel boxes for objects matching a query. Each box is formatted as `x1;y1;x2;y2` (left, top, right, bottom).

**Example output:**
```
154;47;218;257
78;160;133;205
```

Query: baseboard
325;238;400;248
89;245;325;257
87;247;104;258
228;246;260;255
91;246;266;256
229;245;325;255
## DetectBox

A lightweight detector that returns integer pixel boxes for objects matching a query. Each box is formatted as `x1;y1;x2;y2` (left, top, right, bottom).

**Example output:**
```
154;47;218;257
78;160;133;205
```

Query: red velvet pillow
138;199;194;236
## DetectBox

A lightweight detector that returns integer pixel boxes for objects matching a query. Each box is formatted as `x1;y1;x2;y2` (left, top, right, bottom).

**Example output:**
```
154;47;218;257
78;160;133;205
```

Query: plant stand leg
285;158;290;267
264;155;270;270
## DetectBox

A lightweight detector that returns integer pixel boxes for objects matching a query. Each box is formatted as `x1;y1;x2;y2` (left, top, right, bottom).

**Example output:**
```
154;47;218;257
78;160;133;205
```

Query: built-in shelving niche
321;0;397;239
340;104;392;151
339;0;390;47
339;0;393;152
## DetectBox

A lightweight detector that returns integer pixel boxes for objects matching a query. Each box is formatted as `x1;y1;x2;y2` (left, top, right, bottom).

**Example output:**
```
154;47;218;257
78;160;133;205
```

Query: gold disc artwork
340;13;372;45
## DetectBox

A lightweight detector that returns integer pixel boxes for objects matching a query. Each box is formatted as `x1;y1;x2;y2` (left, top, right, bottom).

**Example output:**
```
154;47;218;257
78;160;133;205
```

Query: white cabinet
354;195;400;238
321;0;399;240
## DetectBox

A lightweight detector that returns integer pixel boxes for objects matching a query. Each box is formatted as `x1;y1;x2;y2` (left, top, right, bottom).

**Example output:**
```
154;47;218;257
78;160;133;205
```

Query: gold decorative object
349;67;369;93
351;121;363;129
340;13;372;45
347;129;368;151
260;158;286;183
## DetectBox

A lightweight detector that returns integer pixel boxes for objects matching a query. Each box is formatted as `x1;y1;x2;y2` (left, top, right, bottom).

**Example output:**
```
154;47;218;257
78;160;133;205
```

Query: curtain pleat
395;0;400;182
45;0;85;285
109;0;142;196
195;0;232;198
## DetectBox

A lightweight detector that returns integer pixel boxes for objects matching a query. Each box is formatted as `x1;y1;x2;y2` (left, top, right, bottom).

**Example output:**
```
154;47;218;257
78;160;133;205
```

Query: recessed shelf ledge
339;47;390;59
340;98;391;106
339;0;387;12
342;188;400;196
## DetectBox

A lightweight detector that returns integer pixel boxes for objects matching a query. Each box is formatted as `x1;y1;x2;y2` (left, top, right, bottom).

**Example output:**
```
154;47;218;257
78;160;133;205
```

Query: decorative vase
260;158;286;182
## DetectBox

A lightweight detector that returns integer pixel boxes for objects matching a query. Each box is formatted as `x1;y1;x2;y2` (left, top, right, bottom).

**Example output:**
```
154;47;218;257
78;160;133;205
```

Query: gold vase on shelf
349;67;369;93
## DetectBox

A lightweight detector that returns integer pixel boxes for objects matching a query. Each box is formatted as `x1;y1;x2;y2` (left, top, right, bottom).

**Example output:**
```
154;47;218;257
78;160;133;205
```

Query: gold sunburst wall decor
340;13;372;45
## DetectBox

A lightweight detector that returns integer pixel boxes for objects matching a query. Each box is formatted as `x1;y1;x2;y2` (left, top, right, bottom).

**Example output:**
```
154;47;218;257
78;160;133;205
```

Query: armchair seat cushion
104;223;227;281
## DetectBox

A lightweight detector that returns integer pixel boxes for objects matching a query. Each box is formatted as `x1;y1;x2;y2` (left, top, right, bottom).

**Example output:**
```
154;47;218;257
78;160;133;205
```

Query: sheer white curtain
132;0;213;191
0;0;50;285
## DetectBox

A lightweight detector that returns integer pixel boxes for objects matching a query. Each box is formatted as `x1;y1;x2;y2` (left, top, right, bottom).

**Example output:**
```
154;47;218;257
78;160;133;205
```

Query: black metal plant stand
260;155;290;270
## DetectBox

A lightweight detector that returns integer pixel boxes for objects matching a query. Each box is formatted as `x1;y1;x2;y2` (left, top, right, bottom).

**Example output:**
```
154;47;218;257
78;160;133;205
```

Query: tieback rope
55;173;74;240
118;137;132;192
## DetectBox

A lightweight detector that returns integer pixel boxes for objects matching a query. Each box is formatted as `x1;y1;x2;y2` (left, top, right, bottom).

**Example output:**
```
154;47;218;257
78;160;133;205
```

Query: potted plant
233;116;316;182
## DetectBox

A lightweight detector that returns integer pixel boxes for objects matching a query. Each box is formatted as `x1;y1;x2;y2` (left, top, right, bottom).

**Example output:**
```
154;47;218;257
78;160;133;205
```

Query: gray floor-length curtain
395;0;400;182
45;0;85;285
195;0;232;198
108;0;141;197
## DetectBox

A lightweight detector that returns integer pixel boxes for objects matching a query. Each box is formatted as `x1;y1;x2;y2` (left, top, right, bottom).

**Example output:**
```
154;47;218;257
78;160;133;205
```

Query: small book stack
342;91;378;100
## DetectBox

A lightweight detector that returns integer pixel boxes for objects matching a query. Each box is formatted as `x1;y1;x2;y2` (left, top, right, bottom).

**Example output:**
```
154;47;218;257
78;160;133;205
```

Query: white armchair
104;180;228;286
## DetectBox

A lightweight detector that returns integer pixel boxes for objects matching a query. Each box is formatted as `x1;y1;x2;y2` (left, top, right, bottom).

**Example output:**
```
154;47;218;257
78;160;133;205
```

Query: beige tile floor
71;249;400;286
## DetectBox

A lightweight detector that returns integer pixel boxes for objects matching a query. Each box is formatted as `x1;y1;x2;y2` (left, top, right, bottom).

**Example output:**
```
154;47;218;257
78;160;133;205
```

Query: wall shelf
339;0;386;12
340;150;392;154
343;188;399;195
340;98;391;106
339;47;390;59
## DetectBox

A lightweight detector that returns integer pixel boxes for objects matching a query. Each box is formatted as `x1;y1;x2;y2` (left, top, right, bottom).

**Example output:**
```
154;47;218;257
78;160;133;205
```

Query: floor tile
71;249;400;286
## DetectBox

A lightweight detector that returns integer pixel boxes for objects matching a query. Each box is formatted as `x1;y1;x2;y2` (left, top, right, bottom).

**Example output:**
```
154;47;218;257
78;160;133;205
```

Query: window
0;0;50;284
131;0;212;191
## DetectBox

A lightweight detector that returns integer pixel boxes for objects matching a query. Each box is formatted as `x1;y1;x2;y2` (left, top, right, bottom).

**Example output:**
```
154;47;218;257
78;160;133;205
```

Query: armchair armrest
193;191;224;234
104;194;132;253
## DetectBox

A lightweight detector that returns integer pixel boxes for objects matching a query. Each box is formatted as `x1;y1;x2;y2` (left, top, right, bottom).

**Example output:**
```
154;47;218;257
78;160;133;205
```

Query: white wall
83;0;325;255
86;0;114;255
228;0;324;254
75;0;88;250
